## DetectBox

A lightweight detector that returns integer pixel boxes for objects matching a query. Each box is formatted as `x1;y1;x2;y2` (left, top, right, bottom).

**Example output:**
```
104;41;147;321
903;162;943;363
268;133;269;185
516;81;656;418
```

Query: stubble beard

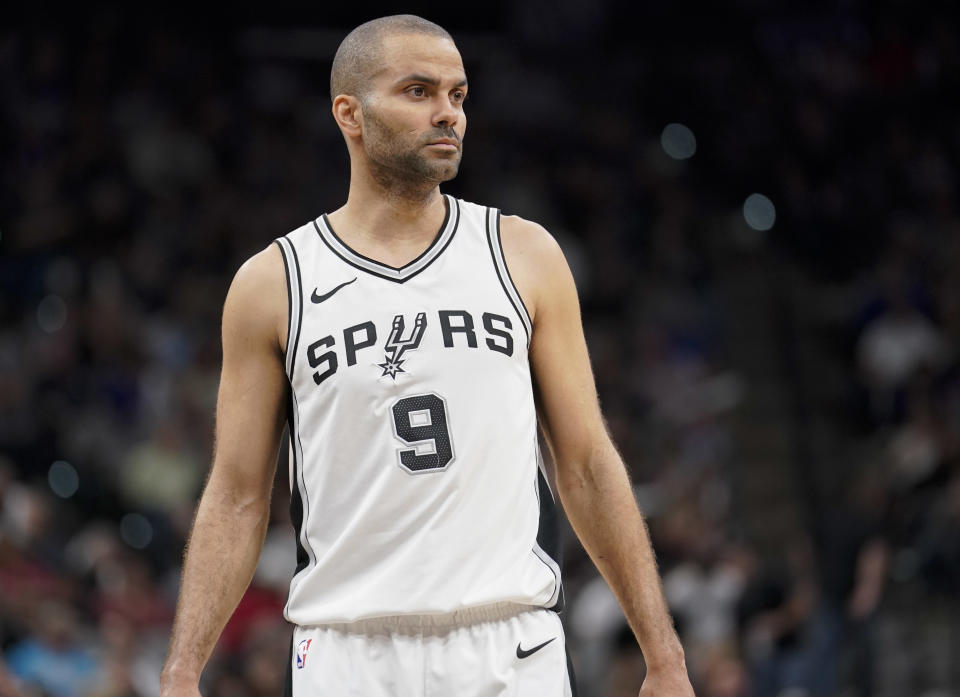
361;104;461;200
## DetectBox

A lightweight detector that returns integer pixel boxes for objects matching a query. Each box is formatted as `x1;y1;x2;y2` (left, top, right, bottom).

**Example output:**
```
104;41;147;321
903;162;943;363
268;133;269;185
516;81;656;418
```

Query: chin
439;166;460;182
432;160;461;182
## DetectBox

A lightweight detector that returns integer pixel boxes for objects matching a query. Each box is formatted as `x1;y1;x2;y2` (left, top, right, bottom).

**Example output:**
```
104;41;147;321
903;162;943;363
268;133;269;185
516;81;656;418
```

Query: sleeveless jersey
274;195;564;625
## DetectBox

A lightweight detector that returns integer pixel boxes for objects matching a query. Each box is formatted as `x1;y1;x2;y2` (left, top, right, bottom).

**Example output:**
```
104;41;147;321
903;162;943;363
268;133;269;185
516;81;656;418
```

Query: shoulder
498;213;575;325
499;214;565;262
224;243;287;351
231;243;286;300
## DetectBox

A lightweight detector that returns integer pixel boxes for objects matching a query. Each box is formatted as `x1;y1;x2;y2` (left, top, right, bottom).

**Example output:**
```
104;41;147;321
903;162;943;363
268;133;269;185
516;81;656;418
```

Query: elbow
200;474;273;522
233;495;272;521
554;450;600;503
554;438;615;492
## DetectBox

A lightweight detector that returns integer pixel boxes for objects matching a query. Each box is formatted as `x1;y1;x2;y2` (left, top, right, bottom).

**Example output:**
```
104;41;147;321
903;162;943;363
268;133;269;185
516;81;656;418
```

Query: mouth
426;138;460;151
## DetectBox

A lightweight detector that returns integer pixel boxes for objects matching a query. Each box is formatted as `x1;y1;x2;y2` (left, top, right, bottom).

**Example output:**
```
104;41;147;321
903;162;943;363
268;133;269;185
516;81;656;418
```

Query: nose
432;96;460;129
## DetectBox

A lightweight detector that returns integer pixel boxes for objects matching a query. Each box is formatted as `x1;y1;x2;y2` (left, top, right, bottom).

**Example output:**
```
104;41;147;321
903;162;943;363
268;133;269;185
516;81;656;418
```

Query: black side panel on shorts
283;634;293;697
537;467;565;611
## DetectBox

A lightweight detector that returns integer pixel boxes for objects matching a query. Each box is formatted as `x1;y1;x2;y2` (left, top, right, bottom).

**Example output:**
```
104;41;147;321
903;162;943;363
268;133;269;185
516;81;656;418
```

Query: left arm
500;215;694;695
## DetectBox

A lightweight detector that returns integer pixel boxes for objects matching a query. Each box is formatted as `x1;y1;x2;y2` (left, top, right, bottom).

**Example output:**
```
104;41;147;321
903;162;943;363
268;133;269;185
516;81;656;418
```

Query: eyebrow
397;73;468;89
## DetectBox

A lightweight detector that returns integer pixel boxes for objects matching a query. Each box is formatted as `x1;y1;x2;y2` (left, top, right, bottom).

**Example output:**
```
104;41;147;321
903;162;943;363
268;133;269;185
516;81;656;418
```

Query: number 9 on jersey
390;393;455;474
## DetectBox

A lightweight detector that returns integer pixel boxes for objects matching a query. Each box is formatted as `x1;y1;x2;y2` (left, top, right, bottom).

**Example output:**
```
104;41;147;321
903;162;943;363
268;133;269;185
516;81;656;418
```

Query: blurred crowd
1;2;958;696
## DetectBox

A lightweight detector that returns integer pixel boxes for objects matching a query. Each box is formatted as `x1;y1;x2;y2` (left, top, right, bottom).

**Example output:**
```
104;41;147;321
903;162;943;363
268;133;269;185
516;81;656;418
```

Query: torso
273;194;563;624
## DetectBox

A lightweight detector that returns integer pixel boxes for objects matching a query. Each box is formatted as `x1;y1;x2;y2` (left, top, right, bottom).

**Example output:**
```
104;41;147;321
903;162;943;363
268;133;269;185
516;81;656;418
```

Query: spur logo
379;312;427;379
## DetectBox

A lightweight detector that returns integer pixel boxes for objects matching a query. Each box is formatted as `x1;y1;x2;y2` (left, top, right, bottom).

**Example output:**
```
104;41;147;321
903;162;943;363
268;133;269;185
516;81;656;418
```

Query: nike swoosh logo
311;277;357;304
516;637;556;659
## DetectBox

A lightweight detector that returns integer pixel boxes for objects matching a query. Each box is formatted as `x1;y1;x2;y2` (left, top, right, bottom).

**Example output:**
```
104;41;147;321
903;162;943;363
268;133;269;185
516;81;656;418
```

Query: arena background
1;2;958;696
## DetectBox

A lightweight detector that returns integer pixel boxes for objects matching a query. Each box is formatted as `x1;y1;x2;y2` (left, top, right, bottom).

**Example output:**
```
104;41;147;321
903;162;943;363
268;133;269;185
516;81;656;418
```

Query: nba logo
296;638;312;669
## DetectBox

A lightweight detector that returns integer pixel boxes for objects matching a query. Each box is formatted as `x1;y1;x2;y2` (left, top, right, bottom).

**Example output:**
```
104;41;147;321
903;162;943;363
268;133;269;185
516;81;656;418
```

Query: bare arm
160;245;289;695
501;216;693;695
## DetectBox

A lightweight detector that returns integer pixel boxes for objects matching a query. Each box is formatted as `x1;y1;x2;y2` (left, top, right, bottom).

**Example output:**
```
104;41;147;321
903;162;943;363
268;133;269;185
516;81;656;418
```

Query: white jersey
274;195;563;625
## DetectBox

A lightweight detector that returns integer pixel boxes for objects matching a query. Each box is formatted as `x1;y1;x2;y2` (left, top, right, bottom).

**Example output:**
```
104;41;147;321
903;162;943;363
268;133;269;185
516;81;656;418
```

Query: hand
638;663;696;697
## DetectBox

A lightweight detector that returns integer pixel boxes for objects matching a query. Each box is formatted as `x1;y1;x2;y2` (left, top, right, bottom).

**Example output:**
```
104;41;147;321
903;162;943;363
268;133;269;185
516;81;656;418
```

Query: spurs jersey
274;195;563;625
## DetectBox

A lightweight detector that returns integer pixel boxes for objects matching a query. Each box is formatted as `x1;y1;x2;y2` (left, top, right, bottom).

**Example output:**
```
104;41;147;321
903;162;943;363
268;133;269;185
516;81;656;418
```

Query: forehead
374;33;466;83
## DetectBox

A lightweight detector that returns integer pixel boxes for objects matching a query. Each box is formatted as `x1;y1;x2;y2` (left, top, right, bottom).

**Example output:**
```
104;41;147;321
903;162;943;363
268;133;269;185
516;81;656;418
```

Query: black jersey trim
274;239;294;373
324;195;450;271
287;241;304;379
535;463;565;611
286;383;317;591
485;208;532;347
495;211;533;339
312;195;460;284
274;237;304;379
286;402;309;578
275;239;310;587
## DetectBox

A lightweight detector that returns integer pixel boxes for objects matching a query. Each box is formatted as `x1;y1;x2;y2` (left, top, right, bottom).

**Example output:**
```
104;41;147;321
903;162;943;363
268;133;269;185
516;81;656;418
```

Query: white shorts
284;603;576;697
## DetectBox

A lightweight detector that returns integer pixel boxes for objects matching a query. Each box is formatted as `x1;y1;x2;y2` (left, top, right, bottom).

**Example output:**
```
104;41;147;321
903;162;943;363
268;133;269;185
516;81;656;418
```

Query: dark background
2;2;959;696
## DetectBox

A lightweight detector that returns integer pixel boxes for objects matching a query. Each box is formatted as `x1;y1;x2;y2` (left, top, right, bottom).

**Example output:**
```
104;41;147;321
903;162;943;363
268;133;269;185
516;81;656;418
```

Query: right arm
160;245;289;696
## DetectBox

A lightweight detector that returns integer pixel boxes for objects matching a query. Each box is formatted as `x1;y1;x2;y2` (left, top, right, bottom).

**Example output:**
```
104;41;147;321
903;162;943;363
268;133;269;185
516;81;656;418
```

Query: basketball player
160;15;694;697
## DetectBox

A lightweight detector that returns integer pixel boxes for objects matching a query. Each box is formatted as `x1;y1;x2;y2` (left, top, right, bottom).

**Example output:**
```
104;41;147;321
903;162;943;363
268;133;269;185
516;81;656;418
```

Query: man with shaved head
330;15;454;101
160;15;694;697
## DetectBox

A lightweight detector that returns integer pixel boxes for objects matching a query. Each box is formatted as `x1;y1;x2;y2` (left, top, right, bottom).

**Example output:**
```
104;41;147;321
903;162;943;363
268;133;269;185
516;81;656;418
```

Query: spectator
857;289;948;423
5;601;103;697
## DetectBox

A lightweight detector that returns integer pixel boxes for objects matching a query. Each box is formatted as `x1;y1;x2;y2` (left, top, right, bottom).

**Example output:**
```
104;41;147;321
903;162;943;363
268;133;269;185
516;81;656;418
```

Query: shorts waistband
304;602;543;632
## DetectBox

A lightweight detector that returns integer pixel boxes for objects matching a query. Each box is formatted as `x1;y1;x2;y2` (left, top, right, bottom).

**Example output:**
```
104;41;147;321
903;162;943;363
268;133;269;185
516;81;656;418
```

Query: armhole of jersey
273;236;315;607
274;237;303;380
485;207;533;347
534;436;564;611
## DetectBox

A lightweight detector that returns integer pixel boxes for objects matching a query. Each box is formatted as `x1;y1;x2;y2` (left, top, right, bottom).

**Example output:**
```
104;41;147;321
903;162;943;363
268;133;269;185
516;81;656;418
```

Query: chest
291;267;527;398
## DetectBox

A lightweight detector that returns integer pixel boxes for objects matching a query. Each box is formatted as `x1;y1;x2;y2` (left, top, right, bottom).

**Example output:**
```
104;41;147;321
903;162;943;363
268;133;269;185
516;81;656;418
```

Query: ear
332;95;363;138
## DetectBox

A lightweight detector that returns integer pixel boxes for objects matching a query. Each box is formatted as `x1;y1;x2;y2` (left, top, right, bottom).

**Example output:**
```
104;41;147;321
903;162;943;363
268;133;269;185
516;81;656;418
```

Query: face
359;33;468;186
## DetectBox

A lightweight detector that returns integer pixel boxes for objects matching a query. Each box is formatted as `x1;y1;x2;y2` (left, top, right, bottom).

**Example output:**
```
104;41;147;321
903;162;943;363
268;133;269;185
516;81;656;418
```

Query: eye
452;90;467;103
408;85;426;98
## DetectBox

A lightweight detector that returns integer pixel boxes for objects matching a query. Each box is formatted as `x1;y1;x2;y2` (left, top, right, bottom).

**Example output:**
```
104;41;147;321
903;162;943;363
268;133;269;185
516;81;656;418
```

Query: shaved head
330;15;455;102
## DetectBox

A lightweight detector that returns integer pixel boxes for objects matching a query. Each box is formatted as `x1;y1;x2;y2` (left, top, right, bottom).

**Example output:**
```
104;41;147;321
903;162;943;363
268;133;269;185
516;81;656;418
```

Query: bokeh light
660;123;697;160
48;460;79;499
120;513;154;549
743;193;776;231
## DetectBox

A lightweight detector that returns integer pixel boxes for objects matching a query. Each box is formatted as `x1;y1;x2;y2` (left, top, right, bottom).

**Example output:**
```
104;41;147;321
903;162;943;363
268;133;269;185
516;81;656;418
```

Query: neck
366;156;441;210
332;160;447;243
